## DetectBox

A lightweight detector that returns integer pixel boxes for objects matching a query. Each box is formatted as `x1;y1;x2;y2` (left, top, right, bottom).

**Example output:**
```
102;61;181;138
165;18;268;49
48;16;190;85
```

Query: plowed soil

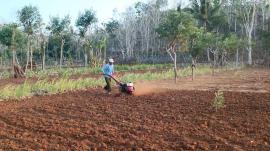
135;68;270;94
0;69;269;150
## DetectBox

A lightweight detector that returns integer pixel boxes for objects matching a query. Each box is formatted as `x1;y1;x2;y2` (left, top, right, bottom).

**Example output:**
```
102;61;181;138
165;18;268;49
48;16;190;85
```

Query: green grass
0;77;104;100
212;90;225;111
120;65;213;83
0;65;229;101
25;67;95;78
0;70;11;79
115;64;172;71
22;64;172;79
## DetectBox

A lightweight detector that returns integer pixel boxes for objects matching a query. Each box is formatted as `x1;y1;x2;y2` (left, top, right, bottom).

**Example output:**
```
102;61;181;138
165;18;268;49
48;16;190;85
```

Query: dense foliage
0;0;269;68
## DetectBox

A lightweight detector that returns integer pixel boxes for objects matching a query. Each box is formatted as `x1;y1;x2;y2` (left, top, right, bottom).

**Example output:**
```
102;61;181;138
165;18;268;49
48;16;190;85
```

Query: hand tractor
104;74;135;95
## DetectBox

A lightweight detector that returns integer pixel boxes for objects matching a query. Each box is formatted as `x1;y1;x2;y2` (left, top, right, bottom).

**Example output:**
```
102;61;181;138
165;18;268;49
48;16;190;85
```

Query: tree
105;19;119;38
188;28;208;80
76;9;97;66
187;0;226;61
40;33;47;70
98;36;107;62
189;28;208;62
222;34;246;67
18;5;42;71
0;24;25;77
86;29;107;67
156;10;196;83
262;31;270;54
235;0;257;65
188;0;224;30
47;16;71;68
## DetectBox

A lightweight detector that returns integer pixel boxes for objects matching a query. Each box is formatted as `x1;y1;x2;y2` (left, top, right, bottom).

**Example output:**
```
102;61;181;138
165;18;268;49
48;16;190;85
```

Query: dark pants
104;77;112;92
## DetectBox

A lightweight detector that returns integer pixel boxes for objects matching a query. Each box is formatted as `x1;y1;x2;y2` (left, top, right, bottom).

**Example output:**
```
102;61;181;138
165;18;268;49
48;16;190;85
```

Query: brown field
0;68;269;150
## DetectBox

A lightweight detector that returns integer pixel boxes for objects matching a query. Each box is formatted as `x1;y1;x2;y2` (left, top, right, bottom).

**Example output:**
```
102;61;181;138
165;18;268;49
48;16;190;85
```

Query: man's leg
104;77;112;92
104;77;108;91
107;78;112;92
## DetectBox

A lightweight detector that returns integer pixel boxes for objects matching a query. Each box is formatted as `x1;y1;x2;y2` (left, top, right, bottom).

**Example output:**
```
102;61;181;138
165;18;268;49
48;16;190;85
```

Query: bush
212;90;225;111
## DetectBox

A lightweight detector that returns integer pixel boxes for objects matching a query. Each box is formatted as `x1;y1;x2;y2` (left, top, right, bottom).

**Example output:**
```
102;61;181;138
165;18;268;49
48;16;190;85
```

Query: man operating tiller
101;58;135;95
102;58;114;94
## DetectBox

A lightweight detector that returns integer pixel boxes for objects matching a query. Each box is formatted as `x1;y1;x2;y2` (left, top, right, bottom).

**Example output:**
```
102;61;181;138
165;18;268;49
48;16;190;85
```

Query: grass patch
21;64;172;79
212;90;225;111
0;71;11;79
120;65;214;83
0;77;104;100
0;65;229;101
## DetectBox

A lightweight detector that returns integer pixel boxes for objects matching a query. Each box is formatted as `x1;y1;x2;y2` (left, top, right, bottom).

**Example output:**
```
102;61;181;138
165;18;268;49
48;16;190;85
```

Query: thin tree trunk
212;51;217;76
25;35;30;72
173;52;177;83
42;41;46;70
247;33;252;65
12;49;17;78
12;29;16;68
236;48;239;67
235;13;238;68
16;56;20;65
246;2;256;65
122;50;125;60
207;48;210;62
262;5;265;31
12;49;16;70
146;26;149;57
12;30;16;77
77;39;81;64
192;66;194;80
30;42;33;71
60;38;65;68
84;49;88;67
166;43;177;83
104;44;106;62
192;59;195;81
0;57;2;68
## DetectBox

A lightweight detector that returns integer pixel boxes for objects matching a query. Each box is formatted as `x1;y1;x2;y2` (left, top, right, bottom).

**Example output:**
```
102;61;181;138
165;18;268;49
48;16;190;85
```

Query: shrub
212;90;225;111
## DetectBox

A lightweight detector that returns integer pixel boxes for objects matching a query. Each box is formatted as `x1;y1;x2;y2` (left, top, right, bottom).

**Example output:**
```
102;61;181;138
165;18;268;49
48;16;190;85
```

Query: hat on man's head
109;58;114;63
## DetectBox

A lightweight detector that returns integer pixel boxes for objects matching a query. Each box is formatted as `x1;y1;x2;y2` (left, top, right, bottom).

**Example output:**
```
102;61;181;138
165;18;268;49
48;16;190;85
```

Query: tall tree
76;9;97;66
47;16;71;68
187;0;226;61
235;0;257;65
0;24;25;77
222;33;246;67
188;0;224;30
105;19;119;53
18;5;42;71
40;32;47;70
156;10;197;83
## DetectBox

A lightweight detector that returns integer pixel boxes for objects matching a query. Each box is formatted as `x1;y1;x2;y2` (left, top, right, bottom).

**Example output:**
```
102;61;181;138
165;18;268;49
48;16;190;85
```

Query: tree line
0;0;269;73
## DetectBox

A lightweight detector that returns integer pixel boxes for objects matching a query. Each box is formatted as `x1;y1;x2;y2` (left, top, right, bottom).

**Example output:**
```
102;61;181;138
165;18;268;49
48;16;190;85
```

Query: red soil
0;89;269;150
0;69;269;150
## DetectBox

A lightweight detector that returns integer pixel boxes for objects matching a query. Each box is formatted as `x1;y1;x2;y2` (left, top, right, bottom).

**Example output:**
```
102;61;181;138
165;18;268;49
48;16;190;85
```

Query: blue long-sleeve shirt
102;64;114;78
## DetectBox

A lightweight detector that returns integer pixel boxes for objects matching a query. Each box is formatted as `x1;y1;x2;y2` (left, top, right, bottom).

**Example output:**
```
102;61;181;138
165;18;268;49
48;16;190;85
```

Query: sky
0;0;188;25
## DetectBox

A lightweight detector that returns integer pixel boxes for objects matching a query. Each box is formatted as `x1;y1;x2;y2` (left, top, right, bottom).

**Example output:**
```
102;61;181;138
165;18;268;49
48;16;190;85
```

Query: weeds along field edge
0;65;231;100
0;64;173;79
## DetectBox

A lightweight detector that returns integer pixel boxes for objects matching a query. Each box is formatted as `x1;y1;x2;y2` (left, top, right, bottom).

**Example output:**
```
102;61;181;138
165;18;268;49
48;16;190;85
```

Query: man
102;58;114;94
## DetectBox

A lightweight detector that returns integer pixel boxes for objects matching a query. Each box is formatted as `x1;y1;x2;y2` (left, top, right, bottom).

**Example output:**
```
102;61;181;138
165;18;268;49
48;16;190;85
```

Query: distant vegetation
0;0;269;78
0;65;226;100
